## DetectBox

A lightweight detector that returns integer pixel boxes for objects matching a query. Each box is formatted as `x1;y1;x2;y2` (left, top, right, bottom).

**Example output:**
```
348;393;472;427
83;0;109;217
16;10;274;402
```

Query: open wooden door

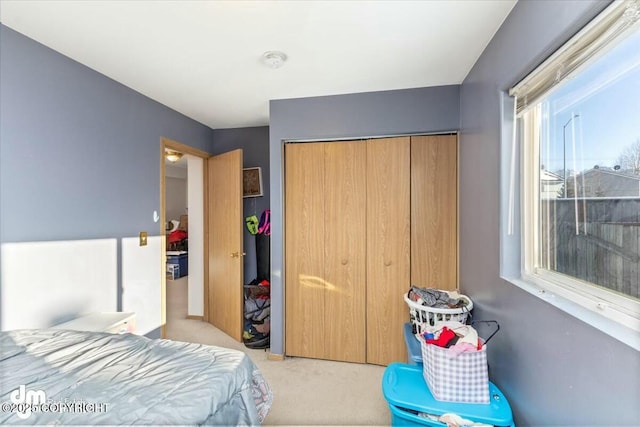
207;149;244;341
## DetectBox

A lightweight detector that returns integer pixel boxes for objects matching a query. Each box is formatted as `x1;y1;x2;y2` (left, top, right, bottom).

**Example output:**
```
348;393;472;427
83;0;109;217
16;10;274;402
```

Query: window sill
502;274;640;351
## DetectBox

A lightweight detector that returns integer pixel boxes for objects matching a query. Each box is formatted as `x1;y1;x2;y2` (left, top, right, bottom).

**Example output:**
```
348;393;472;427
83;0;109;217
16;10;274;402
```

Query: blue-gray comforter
0;329;272;425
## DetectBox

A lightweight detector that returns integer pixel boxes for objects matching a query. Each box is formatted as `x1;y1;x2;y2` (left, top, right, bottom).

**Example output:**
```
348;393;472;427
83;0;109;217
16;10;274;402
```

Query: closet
285;134;457;366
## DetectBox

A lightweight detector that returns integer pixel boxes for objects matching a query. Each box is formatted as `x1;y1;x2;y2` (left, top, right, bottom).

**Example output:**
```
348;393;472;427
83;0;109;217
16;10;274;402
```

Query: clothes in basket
404;287;473;335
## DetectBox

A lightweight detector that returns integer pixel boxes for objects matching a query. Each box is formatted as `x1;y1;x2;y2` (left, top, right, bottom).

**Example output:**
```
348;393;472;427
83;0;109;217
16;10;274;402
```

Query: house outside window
509;0;640;345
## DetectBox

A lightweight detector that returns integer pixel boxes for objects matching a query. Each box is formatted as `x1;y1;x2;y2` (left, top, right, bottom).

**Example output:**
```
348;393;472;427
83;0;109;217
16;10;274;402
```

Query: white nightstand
51;312;136;334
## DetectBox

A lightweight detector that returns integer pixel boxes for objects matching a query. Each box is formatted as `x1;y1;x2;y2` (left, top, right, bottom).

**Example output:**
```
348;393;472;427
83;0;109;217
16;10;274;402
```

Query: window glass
537;29;640;300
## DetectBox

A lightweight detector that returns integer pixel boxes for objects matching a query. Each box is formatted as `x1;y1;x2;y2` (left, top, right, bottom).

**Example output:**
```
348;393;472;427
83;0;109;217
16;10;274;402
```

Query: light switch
139;231;148;246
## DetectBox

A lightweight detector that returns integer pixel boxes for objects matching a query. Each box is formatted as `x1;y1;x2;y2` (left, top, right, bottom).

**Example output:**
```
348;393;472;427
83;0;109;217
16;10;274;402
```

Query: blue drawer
388;403;444;426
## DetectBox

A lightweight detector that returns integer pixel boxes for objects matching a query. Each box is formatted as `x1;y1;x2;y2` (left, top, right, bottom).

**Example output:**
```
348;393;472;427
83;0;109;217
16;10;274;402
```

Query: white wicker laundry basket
404;291;473;335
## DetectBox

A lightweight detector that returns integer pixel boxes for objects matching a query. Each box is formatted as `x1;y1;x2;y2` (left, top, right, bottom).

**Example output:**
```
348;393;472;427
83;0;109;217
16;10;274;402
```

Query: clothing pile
406;286;472;334
420;321;482;358
243;209;271;349
243;279;271;349
167;219;188;251
407;286;468;309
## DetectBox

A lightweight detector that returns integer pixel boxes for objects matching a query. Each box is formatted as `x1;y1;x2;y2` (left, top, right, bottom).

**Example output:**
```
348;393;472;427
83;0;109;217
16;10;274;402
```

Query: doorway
160;138;209;337
159;137;245;341
164;148;202;314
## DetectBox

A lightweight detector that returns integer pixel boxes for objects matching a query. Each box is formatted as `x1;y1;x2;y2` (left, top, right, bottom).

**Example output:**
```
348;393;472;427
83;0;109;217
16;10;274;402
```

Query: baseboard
267;352;285;361
186;315;204;321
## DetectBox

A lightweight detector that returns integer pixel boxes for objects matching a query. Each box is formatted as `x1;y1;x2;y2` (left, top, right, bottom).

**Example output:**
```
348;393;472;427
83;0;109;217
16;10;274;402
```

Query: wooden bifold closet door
411;135;458;289
366;137;411;365
285;141;367;363
285;135;457;366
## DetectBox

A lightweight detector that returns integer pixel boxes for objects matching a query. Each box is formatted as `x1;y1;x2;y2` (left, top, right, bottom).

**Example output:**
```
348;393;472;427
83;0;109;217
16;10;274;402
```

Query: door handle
230;252;247;258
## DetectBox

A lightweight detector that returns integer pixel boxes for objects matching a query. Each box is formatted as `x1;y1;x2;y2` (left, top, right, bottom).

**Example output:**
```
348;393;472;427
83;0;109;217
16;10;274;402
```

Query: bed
0;329;272;425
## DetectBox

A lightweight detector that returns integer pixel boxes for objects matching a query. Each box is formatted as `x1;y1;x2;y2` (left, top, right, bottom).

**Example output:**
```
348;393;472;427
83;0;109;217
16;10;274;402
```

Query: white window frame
520;107;640;340
507;0;640;350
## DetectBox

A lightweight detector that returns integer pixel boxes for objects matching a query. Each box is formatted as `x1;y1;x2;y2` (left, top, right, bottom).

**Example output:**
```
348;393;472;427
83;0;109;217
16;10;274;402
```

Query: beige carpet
165;277;391;426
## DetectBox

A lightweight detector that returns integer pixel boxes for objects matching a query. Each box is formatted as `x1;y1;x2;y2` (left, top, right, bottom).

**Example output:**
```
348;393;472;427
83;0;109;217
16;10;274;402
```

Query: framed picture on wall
243;167;263;198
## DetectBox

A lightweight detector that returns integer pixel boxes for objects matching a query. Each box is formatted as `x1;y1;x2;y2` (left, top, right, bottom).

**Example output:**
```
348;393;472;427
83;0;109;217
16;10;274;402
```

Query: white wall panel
121;235;162;335
1;239;118;330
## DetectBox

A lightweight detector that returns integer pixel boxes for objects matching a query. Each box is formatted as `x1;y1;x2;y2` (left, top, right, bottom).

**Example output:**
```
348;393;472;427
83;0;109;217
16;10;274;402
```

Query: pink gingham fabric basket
420;339;490;404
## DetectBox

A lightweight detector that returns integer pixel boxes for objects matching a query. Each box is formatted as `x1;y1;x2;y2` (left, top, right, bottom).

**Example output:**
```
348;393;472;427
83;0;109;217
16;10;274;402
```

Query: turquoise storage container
382;363;514;427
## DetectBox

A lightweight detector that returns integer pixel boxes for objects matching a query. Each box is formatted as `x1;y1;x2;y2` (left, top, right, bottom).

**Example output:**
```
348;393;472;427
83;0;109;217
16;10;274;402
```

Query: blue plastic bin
167;254;188;278
403;322;423;365
382;363;514;427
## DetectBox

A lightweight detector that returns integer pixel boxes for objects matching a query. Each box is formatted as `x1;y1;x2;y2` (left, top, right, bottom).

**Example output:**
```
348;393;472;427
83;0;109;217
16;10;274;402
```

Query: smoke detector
262;51;287;69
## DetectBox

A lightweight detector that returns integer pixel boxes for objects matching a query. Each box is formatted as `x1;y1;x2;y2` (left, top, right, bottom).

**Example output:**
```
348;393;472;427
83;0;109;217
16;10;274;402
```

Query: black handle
471;320;500;346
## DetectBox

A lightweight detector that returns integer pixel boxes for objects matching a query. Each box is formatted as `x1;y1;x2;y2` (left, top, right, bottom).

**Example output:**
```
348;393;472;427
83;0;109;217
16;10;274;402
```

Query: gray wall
0;24;214;334
459;0;639;425
212;126;270;282
268;86;460;355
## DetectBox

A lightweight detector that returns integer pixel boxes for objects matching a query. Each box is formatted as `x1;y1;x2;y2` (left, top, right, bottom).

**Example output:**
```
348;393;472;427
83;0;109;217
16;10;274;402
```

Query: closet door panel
324;141;367;363
285;143;326;359
411;135;458;290
366;137;411;365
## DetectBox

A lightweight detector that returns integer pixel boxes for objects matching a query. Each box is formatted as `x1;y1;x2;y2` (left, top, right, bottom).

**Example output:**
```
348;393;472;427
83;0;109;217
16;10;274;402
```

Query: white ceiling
0;0;516;129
